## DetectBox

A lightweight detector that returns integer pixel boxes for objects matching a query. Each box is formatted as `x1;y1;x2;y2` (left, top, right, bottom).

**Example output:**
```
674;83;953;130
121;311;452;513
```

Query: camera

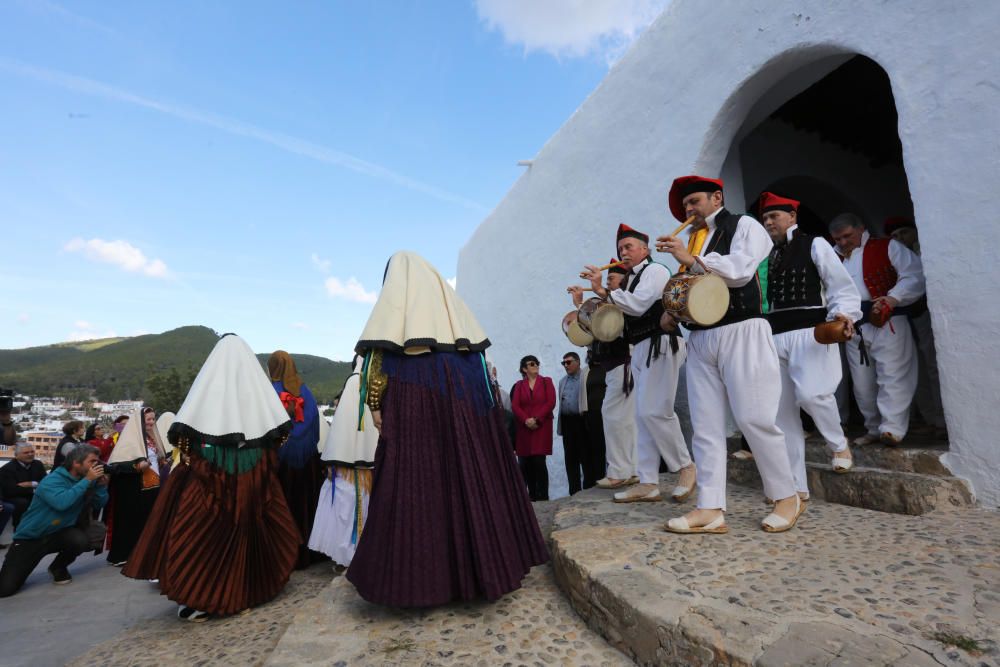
0;388;13;412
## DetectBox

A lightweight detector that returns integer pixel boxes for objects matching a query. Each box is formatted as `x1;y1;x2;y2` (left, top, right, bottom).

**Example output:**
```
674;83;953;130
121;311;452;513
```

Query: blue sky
1;0;666;360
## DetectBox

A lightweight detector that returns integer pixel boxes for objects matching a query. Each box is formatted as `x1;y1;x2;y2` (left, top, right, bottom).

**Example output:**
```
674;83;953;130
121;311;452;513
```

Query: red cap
616;223;649;246
608;257;628;274
758;191;800;215
668;175;724;221
884;216;915;235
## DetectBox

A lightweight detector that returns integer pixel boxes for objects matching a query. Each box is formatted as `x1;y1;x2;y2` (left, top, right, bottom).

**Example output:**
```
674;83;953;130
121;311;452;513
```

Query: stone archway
697;50;964;512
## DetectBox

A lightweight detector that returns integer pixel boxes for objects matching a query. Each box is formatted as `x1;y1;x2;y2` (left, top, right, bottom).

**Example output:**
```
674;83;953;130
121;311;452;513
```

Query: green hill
0;326;352;405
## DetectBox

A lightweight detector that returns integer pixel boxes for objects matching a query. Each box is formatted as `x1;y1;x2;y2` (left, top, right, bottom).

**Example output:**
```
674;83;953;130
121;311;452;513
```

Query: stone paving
67;562;334;667
267;500;630;666
551;477;1000;666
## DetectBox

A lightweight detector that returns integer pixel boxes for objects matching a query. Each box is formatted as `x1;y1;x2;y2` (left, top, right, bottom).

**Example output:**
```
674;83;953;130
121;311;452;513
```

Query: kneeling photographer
0;445;109;596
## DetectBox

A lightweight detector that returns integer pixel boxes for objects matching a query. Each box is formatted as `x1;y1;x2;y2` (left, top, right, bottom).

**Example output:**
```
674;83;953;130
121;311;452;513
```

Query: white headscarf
320;358;379;468
156;412;175;453
171;334;291;448
108;408;166;464
356;251;489;356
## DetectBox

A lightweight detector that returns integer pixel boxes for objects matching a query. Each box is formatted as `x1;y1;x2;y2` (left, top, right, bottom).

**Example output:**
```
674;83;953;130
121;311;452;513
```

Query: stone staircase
727;432;974;515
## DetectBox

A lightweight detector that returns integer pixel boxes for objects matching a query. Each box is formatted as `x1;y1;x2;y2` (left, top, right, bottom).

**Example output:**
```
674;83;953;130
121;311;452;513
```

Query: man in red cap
758;192;862;501
582;224;696;504
829;213;926;445
568;263;638;490
656;176;801;534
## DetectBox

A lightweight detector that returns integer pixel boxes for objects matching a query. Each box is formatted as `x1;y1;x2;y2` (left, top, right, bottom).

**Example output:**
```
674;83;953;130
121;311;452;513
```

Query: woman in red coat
511;355;555;501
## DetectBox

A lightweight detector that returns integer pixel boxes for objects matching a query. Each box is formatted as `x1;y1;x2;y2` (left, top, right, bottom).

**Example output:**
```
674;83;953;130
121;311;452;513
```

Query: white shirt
836;231;925;306
689;208;772;287
607;257;670;317
770;224;863;322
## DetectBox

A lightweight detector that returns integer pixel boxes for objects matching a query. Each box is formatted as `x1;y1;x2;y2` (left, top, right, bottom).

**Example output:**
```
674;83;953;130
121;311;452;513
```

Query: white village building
458;1;1000;505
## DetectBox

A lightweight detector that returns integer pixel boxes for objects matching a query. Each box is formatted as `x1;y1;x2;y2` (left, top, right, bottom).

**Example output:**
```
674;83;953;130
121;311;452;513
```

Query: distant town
0;393;336;467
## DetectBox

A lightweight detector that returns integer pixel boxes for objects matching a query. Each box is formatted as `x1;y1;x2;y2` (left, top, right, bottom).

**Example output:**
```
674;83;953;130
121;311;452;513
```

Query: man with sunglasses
557;352;588;495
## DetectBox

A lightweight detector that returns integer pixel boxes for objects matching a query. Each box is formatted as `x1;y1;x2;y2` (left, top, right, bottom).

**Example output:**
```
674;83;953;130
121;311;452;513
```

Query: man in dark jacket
0;443;48;529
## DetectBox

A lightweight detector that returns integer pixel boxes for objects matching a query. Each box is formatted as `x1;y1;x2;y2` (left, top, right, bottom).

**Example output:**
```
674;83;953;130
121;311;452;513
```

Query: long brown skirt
123;448;300;615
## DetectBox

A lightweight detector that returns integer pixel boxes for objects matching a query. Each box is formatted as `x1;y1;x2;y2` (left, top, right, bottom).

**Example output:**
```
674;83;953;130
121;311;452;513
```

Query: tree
145;366;199;414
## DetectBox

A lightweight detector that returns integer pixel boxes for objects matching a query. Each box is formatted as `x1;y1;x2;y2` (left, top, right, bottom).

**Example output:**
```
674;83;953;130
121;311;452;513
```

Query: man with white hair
829;213;926;445
0;443;48;530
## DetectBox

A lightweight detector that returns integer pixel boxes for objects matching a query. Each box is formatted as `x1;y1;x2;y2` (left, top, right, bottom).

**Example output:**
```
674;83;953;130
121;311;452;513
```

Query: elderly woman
511;355;556;502
345;251;547;607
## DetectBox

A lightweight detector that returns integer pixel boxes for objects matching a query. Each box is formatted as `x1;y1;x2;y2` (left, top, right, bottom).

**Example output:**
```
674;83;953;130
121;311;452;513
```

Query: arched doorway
719;54;945;440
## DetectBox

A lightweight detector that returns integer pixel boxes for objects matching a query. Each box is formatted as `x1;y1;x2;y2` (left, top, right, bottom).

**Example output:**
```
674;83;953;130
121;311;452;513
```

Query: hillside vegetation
0;326;352;404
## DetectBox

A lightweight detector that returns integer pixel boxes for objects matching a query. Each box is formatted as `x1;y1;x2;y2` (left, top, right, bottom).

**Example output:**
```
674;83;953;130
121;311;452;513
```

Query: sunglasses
525;361;539;367
561;360;576;366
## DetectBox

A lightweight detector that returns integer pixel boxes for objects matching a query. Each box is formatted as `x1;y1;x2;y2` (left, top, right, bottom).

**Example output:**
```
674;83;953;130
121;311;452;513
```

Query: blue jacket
13;467;108;540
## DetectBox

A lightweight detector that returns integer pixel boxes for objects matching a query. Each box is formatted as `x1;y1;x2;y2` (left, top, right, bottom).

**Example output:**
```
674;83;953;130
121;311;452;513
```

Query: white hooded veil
355;251;489;356
156;412;175;454
320;358;379;468
170;334;291;448
108;407;166;464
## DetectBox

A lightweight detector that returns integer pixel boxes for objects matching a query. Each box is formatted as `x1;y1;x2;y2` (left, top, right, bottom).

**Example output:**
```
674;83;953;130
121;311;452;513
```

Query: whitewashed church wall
459;0;1000;505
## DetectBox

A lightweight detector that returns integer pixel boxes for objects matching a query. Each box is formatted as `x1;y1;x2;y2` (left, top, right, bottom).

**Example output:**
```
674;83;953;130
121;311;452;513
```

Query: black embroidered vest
685;209;767;331
622;261;667;345
766;229;826;334
589;336;630;371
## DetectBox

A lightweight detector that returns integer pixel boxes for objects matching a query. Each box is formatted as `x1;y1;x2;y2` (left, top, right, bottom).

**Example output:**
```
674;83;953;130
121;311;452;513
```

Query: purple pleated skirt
346;352;549;607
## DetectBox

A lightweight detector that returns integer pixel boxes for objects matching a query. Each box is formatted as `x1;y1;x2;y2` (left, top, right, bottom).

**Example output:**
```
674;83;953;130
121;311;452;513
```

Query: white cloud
74;320;93;330
17;313;29;324
310;253;332;273
0;59;487;212
475;0;668;63
64;237;170;278
291;322;309;330
324;277;378;304
447;276;457;290
67;328;117;342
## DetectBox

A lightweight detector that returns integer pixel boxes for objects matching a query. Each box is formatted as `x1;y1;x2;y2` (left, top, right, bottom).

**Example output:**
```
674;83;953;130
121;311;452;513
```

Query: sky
1;0;668;360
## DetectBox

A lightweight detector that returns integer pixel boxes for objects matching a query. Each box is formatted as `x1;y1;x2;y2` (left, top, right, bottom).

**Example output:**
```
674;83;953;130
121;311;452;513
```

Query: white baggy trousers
773;327;847;495
686;318;797;510
602;363;637;480
631;335;691;484
845;316;918;438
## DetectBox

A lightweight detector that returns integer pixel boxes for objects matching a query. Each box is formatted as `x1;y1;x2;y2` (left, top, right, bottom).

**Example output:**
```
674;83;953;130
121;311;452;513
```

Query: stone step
728;459;974;515
803;439;951;476
550;484;1000;667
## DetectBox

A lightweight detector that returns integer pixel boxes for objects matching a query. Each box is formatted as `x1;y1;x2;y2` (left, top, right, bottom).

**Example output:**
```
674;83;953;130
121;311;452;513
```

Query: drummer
758;192;861;502
656;175;800;534
583;224;695;504
568;262;638;491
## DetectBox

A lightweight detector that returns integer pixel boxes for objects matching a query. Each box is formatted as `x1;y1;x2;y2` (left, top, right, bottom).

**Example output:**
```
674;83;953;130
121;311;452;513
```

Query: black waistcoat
589;336;630;370
685;209;767;331
766;229;826;334
622;261;666;345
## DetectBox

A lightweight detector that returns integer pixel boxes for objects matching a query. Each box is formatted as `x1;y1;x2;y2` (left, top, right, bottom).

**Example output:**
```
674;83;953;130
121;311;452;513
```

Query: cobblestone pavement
47;500;626;666
67;562;334;667
552;480;1000;666
267;500;631;666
